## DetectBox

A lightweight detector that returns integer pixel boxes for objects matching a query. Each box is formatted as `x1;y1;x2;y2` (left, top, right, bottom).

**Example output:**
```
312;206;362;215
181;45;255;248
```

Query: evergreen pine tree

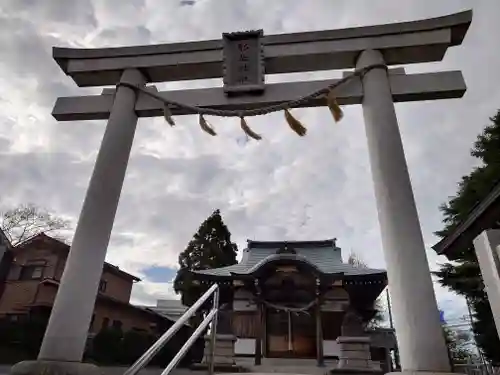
174;209;238;307
434;109;500;363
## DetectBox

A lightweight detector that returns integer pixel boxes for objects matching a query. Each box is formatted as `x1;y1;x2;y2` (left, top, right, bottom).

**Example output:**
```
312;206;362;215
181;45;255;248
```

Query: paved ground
0;365;196;375
0;359;340;375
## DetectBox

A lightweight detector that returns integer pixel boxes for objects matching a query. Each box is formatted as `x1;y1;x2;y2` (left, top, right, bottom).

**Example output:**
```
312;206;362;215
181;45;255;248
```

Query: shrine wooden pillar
262;303;267;359
385;347;393;373
315;279;324;366
254;281;263;365
315;304;324;366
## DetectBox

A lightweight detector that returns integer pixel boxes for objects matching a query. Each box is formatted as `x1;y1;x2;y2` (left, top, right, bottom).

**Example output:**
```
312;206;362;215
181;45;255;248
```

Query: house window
19;265;44;280
6;313;25;322
112;320;123;330
98;279;107;293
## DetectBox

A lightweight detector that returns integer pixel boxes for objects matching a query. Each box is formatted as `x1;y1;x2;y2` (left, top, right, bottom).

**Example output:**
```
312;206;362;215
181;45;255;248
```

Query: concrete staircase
236;357;339;375
30;364;383;375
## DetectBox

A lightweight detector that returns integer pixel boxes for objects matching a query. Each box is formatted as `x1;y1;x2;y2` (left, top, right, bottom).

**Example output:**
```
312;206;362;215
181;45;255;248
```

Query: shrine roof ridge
192;237;387;279
232;253;324;275
246;239;337;248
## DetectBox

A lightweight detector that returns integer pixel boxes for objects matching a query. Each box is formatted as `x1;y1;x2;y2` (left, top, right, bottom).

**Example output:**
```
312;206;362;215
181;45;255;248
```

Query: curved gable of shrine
192;239;387;283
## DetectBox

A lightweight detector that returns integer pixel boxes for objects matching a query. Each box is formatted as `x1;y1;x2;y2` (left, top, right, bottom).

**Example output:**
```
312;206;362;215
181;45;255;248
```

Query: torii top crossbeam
52;11;471;122
54;10;471;87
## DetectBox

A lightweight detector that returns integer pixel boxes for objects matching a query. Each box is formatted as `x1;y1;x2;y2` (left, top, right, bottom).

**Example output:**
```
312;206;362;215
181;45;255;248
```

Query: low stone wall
334;336;381;373
202;334;237;365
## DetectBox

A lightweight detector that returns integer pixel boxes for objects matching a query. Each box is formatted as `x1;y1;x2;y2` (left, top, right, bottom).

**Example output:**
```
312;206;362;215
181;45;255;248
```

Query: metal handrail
124;283;220;375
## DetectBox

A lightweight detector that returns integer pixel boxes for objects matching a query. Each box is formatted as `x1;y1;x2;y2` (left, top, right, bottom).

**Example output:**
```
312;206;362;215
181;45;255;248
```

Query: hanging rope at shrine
251;279;318;314
255;296;318;314
117;63;387;140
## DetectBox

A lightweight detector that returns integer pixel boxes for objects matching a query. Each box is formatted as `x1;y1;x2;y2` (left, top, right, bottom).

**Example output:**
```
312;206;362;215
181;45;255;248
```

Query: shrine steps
236;358;338;375
41;365;382;375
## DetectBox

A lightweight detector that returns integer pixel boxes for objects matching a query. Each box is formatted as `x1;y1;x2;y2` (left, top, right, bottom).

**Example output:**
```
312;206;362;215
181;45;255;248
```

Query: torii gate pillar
473;230;500;339
358;49;450;372
11;10;472;375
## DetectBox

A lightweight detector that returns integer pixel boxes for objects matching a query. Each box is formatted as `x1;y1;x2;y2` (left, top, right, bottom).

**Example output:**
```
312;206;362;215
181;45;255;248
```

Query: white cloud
1;0;499;325
131;280;178;306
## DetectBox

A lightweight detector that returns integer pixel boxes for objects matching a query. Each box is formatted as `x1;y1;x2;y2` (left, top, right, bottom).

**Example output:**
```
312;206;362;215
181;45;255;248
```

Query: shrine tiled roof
192;239;386;278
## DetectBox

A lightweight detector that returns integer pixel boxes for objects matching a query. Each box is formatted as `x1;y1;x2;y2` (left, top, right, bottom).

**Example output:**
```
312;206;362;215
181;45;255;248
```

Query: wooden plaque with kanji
222;30;265;95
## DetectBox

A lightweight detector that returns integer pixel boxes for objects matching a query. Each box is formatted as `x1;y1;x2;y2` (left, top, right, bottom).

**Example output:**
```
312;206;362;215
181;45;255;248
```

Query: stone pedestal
334;336;380;373
202;334;237;365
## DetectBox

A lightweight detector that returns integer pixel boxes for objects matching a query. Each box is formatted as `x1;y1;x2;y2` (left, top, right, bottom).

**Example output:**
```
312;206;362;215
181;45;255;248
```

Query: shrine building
191;239;397;371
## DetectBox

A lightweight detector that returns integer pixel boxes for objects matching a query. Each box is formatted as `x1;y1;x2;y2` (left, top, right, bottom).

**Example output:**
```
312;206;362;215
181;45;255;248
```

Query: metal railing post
208;287;220;375
123;283;219;375
161;308;218;375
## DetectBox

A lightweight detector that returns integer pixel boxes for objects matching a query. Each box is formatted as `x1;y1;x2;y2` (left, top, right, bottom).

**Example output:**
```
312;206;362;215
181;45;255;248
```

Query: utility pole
386;288;400;371
466;297;486;366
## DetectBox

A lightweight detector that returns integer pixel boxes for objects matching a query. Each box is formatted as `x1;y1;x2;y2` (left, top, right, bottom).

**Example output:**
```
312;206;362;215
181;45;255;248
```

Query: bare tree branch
348;252;386;329
0;203;71;246
347;252;368;268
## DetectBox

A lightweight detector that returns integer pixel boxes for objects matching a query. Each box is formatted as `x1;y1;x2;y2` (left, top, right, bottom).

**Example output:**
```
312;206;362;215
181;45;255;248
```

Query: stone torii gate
12;10;472;375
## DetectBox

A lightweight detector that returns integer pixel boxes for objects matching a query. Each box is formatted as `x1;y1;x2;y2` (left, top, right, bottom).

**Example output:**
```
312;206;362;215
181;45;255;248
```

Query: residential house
0;228;13;301
0;232;172;335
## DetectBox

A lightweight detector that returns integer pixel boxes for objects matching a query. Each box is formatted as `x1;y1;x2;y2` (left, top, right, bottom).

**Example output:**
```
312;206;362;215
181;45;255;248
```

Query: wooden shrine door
266;309;316;358
291;311;316;357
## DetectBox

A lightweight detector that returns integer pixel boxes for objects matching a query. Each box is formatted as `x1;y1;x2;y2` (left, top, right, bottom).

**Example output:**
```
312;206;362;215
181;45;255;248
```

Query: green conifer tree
174;209;238;307
434;109;500;363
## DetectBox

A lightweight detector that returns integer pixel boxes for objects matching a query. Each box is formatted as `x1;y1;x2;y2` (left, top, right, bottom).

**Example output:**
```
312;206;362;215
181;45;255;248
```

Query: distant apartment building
0;232;172;335
149;299;188;322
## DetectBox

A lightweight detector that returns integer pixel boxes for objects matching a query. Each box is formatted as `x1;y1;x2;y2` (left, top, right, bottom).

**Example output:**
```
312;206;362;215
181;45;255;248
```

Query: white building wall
235;338;256;355
323;340;341;357
233;299;257;312
235;338;341;357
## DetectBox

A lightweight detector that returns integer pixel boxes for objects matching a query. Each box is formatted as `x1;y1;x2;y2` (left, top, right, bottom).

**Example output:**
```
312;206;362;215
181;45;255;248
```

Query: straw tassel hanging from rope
118;63;386;139
199;114;217;136
284;109;307;136
163;104;175;126
326;90;343;122
240;117;262;140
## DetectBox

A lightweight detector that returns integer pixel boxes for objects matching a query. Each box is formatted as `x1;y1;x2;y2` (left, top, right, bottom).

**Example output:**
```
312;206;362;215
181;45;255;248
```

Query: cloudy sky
1;0;499;325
